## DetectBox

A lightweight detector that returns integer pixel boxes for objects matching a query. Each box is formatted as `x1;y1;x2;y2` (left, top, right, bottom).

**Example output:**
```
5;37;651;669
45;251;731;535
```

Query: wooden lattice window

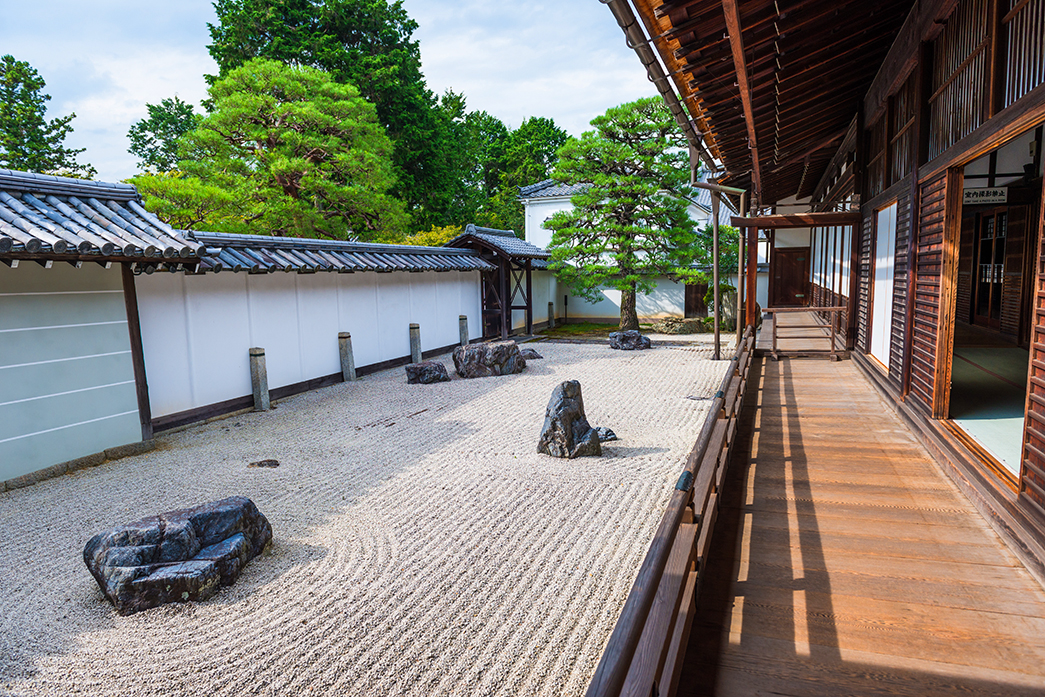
1004;0;1045;107
929;0;991;158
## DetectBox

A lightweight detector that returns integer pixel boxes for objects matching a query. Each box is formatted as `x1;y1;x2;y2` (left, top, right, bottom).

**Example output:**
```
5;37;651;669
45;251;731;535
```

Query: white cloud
2;0;656;182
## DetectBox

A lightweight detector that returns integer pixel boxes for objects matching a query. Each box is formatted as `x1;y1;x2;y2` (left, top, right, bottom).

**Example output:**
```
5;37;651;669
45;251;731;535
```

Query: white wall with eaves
137;270;482;420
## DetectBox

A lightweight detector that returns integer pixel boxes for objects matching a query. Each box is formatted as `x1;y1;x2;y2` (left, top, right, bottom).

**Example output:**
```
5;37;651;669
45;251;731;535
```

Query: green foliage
398;224;462;247
127;97;202;172
131;59;407;241
207;0;457;229
546;97;697;331
0;55;95;178
693;222;740;277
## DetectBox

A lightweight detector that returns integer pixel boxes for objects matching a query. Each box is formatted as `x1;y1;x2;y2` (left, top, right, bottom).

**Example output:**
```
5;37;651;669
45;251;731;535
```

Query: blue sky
0;1;656;183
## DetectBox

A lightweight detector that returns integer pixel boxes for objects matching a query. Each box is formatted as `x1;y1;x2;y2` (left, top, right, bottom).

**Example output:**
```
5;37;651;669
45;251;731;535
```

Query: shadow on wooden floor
676;354;1045;696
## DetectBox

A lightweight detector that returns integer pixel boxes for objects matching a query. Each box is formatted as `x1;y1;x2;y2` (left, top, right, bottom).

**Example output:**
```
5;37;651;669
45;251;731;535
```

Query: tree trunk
619;285;639;331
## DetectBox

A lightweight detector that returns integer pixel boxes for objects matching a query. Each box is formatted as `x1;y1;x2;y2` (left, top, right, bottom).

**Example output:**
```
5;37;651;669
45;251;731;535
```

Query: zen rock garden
83;496;272;615
609;330;652;351
538;380;617;459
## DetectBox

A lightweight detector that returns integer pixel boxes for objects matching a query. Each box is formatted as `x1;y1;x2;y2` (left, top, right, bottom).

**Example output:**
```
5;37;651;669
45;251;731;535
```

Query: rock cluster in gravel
83;496;272;615
405;361;451;384
538;380;606;458
453;341;526;378
609;331;652;350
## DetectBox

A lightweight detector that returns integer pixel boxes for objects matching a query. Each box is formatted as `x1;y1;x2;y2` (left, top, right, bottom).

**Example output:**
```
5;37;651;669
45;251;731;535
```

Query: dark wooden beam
121;262;153;442
722;0;762;202
863;0;960;123
731;212;862;228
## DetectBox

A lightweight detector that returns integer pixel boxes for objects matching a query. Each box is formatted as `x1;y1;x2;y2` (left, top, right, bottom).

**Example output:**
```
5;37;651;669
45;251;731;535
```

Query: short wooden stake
459;315;469;346
338;332;357;381
547;301;555;329
249;347;270;411
409;323;421;364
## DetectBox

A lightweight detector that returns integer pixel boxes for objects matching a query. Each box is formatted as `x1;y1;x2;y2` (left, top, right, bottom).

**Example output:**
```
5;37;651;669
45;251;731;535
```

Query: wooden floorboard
677;328;1045;696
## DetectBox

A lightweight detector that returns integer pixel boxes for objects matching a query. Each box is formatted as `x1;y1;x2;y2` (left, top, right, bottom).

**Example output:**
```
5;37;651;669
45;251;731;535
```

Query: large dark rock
537;380;602;458
84;496;272;615
453;341;526;378
519;347;543;360
406;360;451;384
609;330;652;350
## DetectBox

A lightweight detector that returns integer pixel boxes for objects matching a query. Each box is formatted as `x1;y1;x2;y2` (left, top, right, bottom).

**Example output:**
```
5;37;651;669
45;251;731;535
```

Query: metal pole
712;192;721;361
737;190;748;340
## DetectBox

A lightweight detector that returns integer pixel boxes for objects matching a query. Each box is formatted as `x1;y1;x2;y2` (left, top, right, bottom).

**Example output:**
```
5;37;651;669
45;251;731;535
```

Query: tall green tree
127;97;202;171
0;55;95;178
131;59;407;241
546;97;697;331
478;116;568;233
206;0;455;229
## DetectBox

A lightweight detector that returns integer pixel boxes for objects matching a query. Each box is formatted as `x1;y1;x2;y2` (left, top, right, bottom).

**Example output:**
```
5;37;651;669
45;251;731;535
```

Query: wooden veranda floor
676;345;1045;695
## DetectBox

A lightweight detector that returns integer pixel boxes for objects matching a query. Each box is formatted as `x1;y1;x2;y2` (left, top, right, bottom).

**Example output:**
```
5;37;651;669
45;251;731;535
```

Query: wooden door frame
769;246;811;307
932;167;965;419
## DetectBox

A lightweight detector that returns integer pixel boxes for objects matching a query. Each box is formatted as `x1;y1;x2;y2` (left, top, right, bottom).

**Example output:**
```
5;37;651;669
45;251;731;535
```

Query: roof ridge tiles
190;230;482;256
0;169;137;202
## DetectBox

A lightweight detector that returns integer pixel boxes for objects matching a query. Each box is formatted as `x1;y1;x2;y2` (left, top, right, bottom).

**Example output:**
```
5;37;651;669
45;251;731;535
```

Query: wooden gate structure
595;0;1045;694
446;224;550;339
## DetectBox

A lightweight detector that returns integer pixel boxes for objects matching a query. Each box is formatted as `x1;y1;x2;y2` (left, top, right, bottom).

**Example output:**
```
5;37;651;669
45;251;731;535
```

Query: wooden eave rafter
632;0;724;164
630;0;915;205
722;0;762;202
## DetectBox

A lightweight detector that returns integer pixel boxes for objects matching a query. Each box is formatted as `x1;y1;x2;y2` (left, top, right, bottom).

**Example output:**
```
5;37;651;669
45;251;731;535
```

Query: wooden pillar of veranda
525;259;533;335
746;225;759;328
500;258;510;340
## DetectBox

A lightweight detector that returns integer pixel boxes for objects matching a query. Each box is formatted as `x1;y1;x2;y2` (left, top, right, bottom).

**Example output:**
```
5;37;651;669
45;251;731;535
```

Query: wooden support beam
721;0;762;203
731;212;862;228
121;262;153;441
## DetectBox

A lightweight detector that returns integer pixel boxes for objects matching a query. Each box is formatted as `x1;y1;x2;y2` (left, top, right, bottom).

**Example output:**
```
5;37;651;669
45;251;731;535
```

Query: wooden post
712;193;721;360
121;263;153;441
409;323;421;364
249;348;270;412
459;315;469;346
525;259;533;336
547;301;555;329
500;260;510;340
746;225;758;328
338;332;357;381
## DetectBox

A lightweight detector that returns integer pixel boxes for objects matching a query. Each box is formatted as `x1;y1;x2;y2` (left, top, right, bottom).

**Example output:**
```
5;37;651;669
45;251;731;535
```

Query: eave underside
636;0;915;204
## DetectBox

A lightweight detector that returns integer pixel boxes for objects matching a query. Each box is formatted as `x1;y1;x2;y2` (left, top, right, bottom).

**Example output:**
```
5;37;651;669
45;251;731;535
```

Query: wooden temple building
588;1;1045;695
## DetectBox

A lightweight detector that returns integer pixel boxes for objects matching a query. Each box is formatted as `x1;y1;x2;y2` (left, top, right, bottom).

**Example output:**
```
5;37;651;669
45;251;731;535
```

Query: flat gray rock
519;348;543;360
83;496;272;615
453;341;526;378
406;360;451;384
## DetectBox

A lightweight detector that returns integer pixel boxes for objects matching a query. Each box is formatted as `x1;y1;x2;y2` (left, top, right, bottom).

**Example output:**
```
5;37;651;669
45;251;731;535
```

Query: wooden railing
584;326;756;697
766;306;847;361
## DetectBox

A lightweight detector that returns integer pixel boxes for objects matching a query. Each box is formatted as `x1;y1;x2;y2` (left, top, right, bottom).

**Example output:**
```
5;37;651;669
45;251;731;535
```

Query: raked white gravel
0;339;730;697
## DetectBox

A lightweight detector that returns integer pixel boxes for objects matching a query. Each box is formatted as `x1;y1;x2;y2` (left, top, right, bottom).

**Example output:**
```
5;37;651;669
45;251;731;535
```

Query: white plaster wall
0;263;141;481
523;197;573;249
138;270;482;419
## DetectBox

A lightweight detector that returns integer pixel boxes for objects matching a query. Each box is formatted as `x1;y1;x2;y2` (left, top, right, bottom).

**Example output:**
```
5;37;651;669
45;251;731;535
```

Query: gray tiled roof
0;169;203;261
191;231;496;274
517;179;590;199
445;223;550;260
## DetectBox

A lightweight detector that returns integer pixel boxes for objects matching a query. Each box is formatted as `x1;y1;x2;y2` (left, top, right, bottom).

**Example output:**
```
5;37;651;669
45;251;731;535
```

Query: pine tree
0;55;95;178
546;97;698;331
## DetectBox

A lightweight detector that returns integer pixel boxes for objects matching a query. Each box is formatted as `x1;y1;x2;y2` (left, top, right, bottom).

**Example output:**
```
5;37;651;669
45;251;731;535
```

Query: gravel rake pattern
0;342;727;696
